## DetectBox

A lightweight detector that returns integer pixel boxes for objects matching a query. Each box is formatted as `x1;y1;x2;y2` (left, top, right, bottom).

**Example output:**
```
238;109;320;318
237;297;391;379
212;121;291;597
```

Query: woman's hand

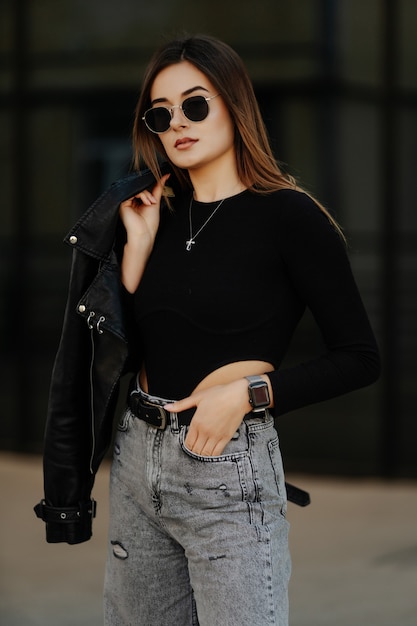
120;173;170;293
120;173;170;244
164;378;252;456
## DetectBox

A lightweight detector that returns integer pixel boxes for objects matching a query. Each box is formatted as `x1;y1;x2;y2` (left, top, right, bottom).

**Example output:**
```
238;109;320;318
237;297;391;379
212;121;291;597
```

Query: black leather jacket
34;166;170;544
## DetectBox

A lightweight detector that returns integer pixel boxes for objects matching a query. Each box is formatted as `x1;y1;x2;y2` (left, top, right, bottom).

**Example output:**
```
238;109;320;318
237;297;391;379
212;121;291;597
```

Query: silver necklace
185;196;225;251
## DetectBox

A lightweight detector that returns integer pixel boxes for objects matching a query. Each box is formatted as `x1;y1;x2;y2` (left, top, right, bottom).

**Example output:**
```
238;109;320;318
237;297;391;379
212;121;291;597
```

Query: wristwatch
245;375;270;412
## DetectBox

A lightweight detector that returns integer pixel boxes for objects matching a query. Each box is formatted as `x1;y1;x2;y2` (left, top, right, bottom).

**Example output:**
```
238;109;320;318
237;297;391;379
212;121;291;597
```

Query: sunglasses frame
142;94;220;134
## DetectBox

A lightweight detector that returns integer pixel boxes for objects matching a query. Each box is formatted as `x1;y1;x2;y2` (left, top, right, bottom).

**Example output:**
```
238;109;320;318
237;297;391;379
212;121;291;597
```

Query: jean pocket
179;427;248;463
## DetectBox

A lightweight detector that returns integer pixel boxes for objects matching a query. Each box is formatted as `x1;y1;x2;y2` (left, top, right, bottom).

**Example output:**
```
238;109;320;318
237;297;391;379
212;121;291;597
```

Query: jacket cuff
34;499;97;544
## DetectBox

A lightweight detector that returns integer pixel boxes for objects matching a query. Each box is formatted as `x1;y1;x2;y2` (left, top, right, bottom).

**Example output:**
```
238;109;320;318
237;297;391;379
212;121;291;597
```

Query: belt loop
170;411;179;434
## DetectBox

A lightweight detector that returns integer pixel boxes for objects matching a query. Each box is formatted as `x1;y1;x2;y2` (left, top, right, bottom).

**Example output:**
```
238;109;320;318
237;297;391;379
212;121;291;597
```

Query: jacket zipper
87;311;106;474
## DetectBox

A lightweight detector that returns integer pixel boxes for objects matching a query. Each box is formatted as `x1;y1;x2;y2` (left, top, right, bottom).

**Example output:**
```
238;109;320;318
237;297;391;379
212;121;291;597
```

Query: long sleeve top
134;188;380;413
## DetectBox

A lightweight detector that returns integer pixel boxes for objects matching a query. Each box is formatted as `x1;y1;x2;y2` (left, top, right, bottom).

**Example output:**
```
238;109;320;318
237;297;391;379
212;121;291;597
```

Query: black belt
127;383;310;507
128;389;196;429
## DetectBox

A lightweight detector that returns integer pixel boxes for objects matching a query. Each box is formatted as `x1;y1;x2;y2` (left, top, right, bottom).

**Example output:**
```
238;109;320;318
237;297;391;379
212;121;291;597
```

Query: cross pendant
186;238;195;251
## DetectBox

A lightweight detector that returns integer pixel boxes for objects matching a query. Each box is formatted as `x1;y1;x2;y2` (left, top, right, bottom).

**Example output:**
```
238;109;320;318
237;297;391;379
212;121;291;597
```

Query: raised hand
120;173;170;293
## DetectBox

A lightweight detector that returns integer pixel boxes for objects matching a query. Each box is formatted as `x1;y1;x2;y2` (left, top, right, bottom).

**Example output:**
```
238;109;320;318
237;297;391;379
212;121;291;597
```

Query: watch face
251;383;270;407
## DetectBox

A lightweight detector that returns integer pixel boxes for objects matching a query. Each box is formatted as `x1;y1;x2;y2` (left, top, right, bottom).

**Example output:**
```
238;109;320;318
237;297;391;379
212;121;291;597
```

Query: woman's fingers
145;173;170;204
120;173;171;237
165;381;249;457
133;190;157;206
123;172;171;209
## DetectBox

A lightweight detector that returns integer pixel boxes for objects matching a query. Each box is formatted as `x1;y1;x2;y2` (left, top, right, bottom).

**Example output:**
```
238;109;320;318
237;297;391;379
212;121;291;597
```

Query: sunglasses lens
182;96;209;122
144;107;171;133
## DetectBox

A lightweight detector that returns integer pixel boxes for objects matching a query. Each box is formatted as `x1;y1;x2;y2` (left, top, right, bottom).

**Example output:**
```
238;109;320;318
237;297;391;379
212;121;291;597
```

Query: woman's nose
169;105;188;129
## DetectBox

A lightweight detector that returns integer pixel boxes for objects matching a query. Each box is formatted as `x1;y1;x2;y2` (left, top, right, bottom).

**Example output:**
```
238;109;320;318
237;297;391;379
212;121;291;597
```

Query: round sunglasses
142;94;220;134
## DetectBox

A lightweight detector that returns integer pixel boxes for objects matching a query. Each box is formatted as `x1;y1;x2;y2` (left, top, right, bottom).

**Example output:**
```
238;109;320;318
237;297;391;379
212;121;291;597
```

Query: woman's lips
174;137;198;149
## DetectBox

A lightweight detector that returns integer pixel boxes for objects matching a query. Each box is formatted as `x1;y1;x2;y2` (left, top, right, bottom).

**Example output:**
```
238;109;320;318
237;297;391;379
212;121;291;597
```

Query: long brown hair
132;34;344;238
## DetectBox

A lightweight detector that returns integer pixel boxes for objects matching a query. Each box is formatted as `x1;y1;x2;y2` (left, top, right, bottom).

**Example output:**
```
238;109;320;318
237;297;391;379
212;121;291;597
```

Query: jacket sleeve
35;248;100;544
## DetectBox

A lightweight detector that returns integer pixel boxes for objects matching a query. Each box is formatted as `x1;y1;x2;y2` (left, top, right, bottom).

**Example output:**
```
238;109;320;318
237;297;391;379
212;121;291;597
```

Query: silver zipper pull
87;311;96;329
96;316;105;334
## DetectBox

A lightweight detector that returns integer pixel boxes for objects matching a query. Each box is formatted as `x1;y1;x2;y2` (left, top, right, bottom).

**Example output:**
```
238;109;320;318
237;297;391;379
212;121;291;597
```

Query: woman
35;35;380;626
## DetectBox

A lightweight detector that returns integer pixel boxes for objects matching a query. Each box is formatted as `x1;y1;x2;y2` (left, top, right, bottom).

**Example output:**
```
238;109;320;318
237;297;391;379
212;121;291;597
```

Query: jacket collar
64;164;171;260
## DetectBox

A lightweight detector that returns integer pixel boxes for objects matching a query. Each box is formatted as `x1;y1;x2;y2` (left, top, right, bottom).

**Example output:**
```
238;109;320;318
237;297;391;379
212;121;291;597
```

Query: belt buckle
141;398;168;430
155;405;167;430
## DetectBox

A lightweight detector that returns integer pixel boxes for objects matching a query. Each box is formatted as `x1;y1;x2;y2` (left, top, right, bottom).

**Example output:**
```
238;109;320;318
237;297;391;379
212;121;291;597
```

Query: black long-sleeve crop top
134;188;380;415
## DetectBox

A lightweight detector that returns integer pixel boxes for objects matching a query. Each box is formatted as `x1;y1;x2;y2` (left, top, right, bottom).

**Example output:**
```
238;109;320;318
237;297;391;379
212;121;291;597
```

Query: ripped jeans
104;395;291;626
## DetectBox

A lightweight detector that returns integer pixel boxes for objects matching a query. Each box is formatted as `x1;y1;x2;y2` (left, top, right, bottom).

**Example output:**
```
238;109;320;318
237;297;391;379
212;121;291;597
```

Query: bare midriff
139;360;274;397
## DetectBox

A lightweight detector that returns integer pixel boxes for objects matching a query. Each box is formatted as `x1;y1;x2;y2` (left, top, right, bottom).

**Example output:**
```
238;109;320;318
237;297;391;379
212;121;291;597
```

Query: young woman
35;35;380;626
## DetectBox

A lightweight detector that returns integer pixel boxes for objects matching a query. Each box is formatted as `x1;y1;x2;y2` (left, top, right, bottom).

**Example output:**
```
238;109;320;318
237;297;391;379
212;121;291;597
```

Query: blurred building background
1;0;416;477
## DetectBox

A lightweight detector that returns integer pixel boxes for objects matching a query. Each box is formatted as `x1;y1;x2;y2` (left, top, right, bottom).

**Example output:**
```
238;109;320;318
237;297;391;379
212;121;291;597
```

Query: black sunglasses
142;94;220;134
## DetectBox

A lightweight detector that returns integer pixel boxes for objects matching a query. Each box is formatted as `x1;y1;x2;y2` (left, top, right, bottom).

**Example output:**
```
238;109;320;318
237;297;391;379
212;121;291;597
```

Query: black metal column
11;0;32;448
380;0;400;475
318;0;341;210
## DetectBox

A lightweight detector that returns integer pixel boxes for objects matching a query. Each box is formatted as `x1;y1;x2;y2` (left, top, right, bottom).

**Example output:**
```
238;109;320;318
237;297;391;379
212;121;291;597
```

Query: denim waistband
127;376;270;431
126;377;311;506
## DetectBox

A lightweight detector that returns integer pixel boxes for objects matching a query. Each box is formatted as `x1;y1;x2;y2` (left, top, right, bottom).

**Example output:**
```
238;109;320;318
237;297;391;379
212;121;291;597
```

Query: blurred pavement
1;452;416;625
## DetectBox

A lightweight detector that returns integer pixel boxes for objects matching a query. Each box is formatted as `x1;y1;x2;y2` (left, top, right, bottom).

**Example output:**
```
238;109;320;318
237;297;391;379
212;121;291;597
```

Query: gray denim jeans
104;395;291;626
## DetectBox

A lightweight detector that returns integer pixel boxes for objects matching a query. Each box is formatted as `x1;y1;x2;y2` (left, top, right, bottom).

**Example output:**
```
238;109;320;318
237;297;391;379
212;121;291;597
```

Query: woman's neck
188;161;246;203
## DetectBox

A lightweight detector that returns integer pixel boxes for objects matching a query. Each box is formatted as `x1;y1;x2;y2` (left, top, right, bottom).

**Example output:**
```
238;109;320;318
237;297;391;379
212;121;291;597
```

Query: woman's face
149;61;236;174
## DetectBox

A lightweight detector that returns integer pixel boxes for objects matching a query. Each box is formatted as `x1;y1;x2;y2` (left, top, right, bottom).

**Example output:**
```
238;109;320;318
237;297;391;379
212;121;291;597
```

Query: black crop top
134;189;379;415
